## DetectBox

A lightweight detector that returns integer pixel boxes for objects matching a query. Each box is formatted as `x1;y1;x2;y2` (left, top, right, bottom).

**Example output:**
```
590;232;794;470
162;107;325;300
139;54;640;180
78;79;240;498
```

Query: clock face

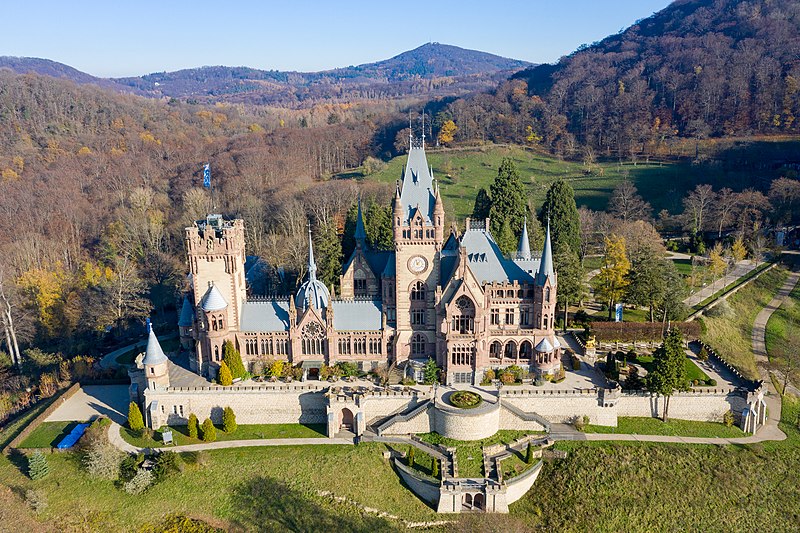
409;255;427;274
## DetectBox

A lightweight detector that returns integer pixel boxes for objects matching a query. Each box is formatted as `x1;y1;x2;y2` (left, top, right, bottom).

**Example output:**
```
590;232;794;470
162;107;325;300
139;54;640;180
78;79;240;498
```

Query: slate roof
240;300;291;331
201;284;228;312
399;145;435;225
459;226;540;285
331;300;383;330
142;328;168;365
535;338;554;353
178;295;195;327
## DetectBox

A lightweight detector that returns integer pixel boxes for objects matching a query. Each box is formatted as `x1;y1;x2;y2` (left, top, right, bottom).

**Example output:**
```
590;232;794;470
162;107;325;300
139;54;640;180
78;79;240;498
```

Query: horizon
1;0;673;78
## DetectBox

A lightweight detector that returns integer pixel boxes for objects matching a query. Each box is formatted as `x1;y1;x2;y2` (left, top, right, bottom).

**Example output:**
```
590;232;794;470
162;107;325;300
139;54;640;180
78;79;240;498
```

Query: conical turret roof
536;220;555;285
517;216;531;260
178;295;195;327
201;283;228;312
142;326;168;365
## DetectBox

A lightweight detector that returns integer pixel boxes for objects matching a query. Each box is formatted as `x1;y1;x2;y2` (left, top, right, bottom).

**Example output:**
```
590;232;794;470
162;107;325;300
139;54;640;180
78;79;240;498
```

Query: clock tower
393;134;445;365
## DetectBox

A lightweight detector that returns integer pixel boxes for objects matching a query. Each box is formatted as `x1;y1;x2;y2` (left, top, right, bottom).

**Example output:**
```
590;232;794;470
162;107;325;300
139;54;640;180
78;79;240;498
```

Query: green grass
18;421;87;449
692;261;774;312
583;417;745;438
499;447;538;480
120;423;327;448
701;266;789;379
765;278;800;390
116;337;181;365
347;141;794;221
624;353;710;386
418;430;536;478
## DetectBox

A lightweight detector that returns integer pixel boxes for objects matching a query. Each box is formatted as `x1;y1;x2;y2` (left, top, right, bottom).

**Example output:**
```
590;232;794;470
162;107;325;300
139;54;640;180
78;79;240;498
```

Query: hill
435;0;800;155
0;43;531;106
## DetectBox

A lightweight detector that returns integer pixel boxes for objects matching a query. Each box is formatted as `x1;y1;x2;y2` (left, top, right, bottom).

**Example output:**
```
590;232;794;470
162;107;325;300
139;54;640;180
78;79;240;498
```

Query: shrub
407;446;416;467
723;410;735;428
484;369;496;382
84;442;124;480
187;413;199;439
128;402;145;432
431;457;439;479
336;361;359;378
574;309;589;325
222;341;246;379
217;361;233;386
123;468;154;494
25;489;47;513
79;417;111;451
28;451;49;480
119;453;143;482
525;442;534;464
422;358;440;384
152;451;183;482
571;355;582;371
222;406;237;433
574;415;589;432
698;346;710;361
401;378;417;386
449;390;483;409
707;378;717;386
268;359;285;378
201;418;216;442
500;372;516;385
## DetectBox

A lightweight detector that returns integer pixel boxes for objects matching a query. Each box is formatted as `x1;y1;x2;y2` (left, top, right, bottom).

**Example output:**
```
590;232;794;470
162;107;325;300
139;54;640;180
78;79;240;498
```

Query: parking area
45;385;130;425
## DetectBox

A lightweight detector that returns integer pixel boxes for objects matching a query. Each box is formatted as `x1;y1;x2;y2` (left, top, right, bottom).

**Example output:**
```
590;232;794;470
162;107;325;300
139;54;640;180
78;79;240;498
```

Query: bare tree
682;184;715;234
0;271;22;367
608;181;652;222
711;187;738;237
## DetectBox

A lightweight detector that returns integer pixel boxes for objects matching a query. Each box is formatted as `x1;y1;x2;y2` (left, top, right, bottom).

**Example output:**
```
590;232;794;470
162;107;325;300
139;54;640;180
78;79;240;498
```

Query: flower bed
448;390;483;409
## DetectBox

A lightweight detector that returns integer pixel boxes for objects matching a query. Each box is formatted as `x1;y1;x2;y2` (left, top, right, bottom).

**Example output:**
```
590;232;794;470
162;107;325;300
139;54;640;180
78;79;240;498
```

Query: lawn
120;423;327;448
625;353;710;386
765;279;800;390
418;430;537;478
499;447;539;480
582;417;745;438
18;421;86;449
701;266;789;379
692;260;774;312
348;140;794;221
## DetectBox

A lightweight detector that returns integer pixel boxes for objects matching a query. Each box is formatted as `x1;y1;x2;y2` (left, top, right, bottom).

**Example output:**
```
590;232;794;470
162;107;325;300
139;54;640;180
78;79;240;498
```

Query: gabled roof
240;300;290;331
142;327;168;365
399;144;435;226
331;300;382;331
201;284;228;312
178;295;194;327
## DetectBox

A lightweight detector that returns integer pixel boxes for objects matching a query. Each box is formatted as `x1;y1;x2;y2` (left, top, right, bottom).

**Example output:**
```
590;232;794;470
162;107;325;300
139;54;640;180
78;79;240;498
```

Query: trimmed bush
217;361;233;386
449;390;483;409
128;402;145;432
201;418;216;442
123;468;154;494
222;341;246;379
706;378;717;386
431;457;439;479
187;413;199;439
28;451;49;480
407;446;416;467
222;406;237;433
525;442;534;464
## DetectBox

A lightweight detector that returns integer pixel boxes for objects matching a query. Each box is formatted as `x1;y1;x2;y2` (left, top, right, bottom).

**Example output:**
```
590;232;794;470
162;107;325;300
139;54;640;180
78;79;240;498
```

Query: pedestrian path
683;260;763;308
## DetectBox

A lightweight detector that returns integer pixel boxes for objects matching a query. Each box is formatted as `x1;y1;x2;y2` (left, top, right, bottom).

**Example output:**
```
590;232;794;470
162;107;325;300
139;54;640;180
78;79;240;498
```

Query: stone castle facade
179;139;561;385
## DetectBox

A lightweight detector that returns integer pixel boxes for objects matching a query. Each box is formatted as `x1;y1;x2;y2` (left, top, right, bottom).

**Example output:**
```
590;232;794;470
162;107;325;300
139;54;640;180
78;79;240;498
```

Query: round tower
143;325;170;389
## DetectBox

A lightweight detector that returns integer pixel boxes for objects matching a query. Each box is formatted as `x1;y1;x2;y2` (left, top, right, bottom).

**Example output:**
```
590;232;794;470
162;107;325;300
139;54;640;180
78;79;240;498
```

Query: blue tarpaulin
56;422;90;449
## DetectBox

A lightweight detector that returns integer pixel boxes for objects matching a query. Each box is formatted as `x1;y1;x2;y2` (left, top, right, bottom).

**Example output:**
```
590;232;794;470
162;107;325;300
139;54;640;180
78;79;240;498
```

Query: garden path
683;259;762;308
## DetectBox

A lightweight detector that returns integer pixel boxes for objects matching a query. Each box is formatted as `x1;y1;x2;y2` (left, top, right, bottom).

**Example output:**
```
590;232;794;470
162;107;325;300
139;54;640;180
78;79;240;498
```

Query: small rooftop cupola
295;226;330;311
517;216;532;261
142;321;168;366
536;219;555;285
201;282;228;312
354;196;367;249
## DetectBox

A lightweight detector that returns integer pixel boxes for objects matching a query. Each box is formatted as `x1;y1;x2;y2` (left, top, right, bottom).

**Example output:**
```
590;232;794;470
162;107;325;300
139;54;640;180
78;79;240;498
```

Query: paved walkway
98;333;178;370
46;385;130;425
107;422;352;454
683;260;762;308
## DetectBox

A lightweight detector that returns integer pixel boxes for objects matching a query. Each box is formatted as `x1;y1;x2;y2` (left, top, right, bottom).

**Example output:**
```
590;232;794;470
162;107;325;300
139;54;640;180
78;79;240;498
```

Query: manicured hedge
589;322;701;342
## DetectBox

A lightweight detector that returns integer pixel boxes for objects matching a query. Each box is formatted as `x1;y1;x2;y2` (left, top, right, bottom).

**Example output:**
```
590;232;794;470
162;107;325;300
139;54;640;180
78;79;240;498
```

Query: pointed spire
421;110;425;150
307;224;317;282
517;216;531;260
354;196;367;248
142;322;167;366
537;218;555;284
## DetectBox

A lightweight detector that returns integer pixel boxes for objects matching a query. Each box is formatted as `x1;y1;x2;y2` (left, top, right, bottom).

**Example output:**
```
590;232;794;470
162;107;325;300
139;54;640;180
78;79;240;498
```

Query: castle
178;138;561;385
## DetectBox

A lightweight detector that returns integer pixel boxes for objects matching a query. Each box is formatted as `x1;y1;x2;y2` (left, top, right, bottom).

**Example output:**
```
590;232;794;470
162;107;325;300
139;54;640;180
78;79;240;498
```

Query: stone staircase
387;366;404;385
500;402;551;432
372;400;431;436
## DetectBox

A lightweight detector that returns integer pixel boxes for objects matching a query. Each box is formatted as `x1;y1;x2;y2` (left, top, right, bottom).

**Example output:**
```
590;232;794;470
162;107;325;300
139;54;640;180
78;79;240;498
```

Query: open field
700;266;788;379
120;423;327;448
583;417;744;438
765;279;800;390
346;139;797;220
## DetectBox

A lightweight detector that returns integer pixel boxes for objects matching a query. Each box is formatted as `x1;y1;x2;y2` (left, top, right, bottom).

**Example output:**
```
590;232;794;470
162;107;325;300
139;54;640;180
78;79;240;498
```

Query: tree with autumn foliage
437;120;457;145
595;235;630;321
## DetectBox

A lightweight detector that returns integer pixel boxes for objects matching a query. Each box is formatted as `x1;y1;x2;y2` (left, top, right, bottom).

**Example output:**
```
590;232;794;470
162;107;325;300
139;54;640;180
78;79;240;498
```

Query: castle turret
517;216;531;261
143;323;170;389
354;197;367;250
535;220;557;331
295;226;330;311
177;295;195;349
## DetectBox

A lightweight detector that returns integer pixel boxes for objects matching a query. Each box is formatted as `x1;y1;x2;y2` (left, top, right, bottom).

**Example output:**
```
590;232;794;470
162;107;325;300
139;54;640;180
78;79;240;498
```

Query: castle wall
615;390;746;422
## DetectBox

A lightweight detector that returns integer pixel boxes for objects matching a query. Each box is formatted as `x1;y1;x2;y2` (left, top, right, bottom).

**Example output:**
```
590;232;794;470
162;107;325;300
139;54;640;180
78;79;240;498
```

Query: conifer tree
525;442;534;464
201;418;216;442
540;179;581;256
218;361;233;386
431;457;439;478
127;402;144;433
496;218;517;258
647;328;688;421
314;221;343;292
28;451;50;480
222;406;237;433
489;159;527;255
187;413;199;439
407;446;416;467
222;341;245;379
341;203;358;259
365;203;393;251
555;249;584;330
472;188;492;220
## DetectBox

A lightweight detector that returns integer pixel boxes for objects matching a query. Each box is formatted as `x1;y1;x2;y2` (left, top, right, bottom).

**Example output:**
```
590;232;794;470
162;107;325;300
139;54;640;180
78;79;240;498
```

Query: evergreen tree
472;187;492;220
431;457;439;478
554;249;584;330
656;263;689;323
187;413;199;439
524;210;545;251
222;340;246;379
217;361;233;386
489;159;527;255
314;222;342;293
365;203;393;251
28;451;49;480
647;328;688;421
540;179;581;256
495;218;517;257
407;445;416;467
422;357;439;384
341;203;358;260
626;252;668;322
222;406;237;433
127;402;144;433
201;418;216;442
525;442;534;465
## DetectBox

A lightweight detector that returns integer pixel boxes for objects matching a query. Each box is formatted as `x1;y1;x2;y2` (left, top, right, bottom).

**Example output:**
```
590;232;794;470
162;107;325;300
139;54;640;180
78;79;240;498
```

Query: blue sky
1;0;673;77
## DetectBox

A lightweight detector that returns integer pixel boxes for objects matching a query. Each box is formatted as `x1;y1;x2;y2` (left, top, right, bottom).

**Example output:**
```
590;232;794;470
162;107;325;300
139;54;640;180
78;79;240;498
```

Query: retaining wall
5;383;82;453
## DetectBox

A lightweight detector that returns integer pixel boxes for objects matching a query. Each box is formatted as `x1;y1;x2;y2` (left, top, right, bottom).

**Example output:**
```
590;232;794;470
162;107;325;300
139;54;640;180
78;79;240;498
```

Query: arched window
354;270;367;297
410;281;426;301
545;287;551;303
520;340;532;359
504;341;517;359
411;334;426;356
302;322;325;355
211;316;217;331
451;296;475;334
218;315;224;329
214;345;220;361
489;341;502;359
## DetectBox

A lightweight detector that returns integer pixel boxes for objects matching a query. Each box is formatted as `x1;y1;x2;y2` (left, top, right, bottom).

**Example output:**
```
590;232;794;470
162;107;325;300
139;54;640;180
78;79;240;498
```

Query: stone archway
462;493;473;511
473;493;485;510
340;408;354;431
